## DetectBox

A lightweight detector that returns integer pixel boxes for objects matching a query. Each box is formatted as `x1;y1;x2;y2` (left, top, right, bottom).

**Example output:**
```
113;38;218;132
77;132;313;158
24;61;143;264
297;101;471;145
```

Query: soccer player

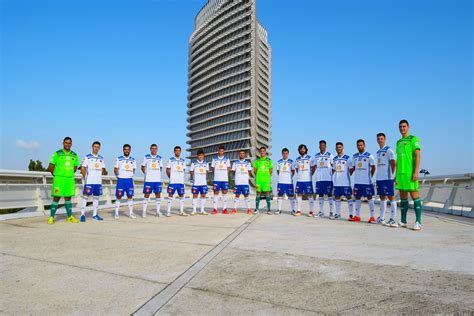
253;147;273;214
166;146;187;217
276;148;296;215
80;141;106;222
189;149;210;216
47;137;80;224
294;144;315;216
114;144;136;219
312;140;334;217
375;133;398;227
231;150;253;215
350;139;376;223
331;142;354;220
141;144;164;218
211;146;231;215
396;119;422;231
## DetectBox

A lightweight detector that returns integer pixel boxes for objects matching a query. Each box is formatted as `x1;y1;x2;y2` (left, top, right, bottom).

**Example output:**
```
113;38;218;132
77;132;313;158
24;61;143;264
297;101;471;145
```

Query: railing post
443;184;458;213
423;184;434;205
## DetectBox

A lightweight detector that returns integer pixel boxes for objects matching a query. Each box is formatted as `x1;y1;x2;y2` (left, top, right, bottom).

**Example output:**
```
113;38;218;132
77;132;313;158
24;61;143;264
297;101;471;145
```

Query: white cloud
15;139;41;150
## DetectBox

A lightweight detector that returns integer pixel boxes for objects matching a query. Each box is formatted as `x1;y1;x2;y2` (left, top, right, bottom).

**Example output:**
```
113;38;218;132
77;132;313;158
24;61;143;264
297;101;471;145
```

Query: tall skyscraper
187;0;271;161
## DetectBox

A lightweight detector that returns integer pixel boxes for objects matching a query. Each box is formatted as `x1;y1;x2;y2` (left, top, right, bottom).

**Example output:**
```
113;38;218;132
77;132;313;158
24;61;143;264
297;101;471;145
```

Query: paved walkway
1;201;473;315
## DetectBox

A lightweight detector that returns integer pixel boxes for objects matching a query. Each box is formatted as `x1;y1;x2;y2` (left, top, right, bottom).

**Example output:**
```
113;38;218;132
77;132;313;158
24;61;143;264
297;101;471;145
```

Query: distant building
187;0;271;161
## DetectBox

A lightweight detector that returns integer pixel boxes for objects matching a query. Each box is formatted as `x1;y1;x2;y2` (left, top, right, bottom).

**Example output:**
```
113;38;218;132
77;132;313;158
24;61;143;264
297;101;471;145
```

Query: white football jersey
141;154;163;183
114;155;136;179
232;159;252;186
332;154;352;187
376;146;396;181
312;151;334;182
190;160;209;186
277;158;294;184
352;152;375;185
294;155;312;182
167;156;186;184
82;153;105;185
211;155;231;182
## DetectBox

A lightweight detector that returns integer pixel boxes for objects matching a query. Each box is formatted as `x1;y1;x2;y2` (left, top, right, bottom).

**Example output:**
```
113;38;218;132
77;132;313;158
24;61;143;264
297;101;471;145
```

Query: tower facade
187;0;271;161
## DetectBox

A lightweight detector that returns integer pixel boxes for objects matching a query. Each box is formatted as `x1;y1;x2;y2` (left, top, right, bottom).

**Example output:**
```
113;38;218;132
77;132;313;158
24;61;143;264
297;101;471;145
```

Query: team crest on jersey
65;161;70;166
152;163;157;168
358;162;362;167
125;165;130;169
95;163;99;168
319;161;324;167
219;164;223;169
283;166;287;171
199;168;204;173
176;166;181;171
240;168;245;172
337;165;342;170
404;142;407;146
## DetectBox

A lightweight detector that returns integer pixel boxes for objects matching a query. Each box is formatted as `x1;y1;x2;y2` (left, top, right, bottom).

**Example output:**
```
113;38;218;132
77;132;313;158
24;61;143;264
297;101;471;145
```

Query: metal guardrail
0;170;472;219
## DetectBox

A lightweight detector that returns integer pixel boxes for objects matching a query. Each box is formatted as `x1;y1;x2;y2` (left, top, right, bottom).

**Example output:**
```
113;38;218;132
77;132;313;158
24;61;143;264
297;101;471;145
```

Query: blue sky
1;0;472;176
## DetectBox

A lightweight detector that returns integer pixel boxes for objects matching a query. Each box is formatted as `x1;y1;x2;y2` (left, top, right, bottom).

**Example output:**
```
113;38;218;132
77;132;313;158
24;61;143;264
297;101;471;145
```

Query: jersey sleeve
412;136;421;150
160;159;164;168
114;158;119;169
388;148;396;160
74;154;80;167
81;156;88;167
205;163;210;171
166;159;171;169
231;162;236;171
269;159;274;169
310;157;315;166
49;152;58;165
348;157;354;168
369;155;376;166
190;161;195;171
102;159;106;169
210;159;215;168
141;157;147;167
276;162;280;171
132;159;137;170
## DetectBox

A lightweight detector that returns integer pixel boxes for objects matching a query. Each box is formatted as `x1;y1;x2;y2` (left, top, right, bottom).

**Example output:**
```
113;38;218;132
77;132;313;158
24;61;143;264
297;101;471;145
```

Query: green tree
28;159;47;171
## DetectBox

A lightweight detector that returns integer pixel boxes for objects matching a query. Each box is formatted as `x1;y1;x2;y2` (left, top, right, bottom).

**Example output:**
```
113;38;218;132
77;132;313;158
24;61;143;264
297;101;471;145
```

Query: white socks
355;200;361;216
115;199;121;216
167;197;173;215
222;194;228;210
128;199;133;215
390;200;397;220
192;198;198;213
200;198;206;213
290;198;295;211
277;197;283;211
328;197;334;213
213;196;219;209
233;198;239;210
92;196;99;216
245;197;251;209
335;199;341;216
368;199;375;217
155;198;161;215
319;197;324;214
380;200;387;220
297;196;303;212
143;197;150;216
81;195;88;216
348;199;354;216
179;197;184;213
309;197;314;212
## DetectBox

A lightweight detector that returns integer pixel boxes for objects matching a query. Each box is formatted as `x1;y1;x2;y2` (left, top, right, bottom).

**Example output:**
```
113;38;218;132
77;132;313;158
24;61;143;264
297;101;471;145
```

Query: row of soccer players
78;134;396;225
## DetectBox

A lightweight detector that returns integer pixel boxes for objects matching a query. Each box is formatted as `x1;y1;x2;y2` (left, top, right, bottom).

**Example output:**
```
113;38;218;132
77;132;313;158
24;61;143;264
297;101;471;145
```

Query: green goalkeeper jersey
49;149;80;177
254;157;273;182
396;135;420;175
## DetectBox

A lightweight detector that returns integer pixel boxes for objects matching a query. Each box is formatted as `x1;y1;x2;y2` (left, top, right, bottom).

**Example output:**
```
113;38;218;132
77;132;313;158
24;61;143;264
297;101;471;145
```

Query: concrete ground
1;200;473;315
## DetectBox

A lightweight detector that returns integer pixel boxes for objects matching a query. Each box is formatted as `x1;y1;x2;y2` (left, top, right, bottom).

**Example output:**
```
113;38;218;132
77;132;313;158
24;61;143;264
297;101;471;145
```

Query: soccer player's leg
221;182;229;214
200;186;209;215
212;182;221;214
276;184;285;215
316;182;325;217
327;182;334;217
294;182;304;216
351;184;362;222
177;184;187;216
166;185;176;217
366;184;376;223
192;186;199;215
143;182;152;218
306;182;315;217
242;186;251;214
125;179;136;219
232;186;241;214
254;182;262;214
81;185;93;222
115;179;125;219
153;183;163;217
90;185;103;221
396;174;421;229
63;177;77;223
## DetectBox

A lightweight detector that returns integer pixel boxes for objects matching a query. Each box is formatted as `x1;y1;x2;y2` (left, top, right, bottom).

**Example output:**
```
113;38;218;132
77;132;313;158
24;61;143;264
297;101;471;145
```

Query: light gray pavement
1;199;473;315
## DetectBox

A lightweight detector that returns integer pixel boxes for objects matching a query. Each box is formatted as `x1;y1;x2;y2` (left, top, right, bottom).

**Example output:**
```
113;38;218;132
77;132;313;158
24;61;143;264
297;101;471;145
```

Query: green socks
256;196;261;210
65;201;73;217
265;196;271;210
50;201;59;217
400;199;409;224
414;198;422;224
